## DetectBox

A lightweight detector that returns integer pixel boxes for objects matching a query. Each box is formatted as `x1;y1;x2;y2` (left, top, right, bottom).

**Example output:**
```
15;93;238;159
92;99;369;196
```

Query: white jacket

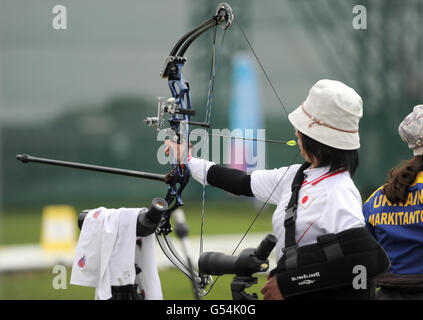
188;158;365;261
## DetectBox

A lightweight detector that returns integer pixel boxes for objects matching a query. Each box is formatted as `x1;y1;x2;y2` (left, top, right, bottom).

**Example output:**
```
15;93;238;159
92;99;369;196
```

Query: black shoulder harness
283;162;311;269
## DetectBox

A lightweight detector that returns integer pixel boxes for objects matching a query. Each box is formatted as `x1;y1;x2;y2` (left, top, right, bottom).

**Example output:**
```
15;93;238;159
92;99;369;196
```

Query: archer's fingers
260;282;269;295
262;290;271;300
164;140;174;148
164;140;178;155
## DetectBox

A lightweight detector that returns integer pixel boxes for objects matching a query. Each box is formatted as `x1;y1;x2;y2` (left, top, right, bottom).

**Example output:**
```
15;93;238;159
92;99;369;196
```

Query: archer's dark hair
298;131;360;176
382;155;423;203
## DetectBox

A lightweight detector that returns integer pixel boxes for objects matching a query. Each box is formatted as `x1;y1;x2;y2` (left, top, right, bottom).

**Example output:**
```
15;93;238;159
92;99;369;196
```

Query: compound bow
143;2;234;295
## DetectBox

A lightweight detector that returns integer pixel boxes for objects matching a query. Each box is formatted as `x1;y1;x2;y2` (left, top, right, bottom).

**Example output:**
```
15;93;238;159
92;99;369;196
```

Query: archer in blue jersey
363;178;423;275
363;105;423;299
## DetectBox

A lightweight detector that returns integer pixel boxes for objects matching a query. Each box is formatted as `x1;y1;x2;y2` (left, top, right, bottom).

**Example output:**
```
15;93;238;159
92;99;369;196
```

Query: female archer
363;105;423;300
166;79;389;300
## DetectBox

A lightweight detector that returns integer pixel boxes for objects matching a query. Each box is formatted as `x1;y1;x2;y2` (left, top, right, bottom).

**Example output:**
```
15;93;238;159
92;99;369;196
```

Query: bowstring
199;26;216;263
230;151;300;255
206;150;300;293
205;16;300;294
234;17;290;118
199;25;227;268
229;16;300;254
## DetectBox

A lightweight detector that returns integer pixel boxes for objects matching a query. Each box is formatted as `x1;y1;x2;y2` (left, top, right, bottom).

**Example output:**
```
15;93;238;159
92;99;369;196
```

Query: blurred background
0;0;422;299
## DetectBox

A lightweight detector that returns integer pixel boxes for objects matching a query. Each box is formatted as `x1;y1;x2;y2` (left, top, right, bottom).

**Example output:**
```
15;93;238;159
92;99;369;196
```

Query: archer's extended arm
188;157;254;197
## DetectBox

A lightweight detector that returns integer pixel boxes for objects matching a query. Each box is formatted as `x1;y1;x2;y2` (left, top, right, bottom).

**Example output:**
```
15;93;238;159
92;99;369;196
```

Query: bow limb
157;233;213;294
155;232;201;283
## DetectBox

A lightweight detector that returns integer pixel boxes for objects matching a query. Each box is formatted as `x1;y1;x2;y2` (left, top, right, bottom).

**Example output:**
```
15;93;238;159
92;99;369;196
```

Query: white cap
288;79;363;150
398;105;423;156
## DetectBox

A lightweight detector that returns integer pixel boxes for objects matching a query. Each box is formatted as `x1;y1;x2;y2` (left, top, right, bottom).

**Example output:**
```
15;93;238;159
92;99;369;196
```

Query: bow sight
144;97;208;130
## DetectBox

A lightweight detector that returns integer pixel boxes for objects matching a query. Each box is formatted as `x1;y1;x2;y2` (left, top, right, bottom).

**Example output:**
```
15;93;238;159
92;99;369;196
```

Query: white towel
70;207;162;300
135;233;163;300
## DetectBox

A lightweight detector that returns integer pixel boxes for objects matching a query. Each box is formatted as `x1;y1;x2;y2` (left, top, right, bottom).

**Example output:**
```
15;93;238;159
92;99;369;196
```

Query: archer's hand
164;140;192;163
261;274;284;300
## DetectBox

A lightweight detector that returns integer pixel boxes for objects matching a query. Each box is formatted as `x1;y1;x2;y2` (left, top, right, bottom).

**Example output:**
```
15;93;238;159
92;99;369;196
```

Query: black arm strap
206;165;254;197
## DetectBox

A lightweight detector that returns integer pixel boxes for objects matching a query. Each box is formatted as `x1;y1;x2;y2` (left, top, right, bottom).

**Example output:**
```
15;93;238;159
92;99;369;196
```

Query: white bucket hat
288;79;363;150
398;105;423;156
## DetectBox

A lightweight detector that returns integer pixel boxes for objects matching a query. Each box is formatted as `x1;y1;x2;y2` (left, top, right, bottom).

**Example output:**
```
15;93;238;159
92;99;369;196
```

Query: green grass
0;268;94;300
0;267;267;300
0;209;43;245
0;201;273;300
0;201;273;245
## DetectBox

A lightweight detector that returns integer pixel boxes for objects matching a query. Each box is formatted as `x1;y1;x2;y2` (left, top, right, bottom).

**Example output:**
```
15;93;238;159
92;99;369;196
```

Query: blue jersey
363;173;423;275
